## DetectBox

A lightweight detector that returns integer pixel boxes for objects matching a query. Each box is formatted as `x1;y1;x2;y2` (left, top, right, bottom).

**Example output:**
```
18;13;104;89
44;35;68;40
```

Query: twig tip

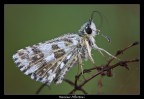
132;41;139;46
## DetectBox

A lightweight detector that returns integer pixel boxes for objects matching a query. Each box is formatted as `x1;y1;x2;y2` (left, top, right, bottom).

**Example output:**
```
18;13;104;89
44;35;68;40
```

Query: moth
12;11;117;85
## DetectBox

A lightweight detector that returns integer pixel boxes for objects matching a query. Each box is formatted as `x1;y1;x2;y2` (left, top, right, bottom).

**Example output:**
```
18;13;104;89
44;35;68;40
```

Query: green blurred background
4;4;140;95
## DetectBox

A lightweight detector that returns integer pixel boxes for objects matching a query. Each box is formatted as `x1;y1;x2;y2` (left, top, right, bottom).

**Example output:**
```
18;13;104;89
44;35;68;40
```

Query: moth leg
77;52;84;75
77;61;80;75
93;43;119;60
84;40;95;64
77;52;87;80
98;50;109;61
98;50;104;57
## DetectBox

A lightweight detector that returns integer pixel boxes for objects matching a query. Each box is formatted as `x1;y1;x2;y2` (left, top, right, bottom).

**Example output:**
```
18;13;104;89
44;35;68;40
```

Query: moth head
78;20;97;37
78;11;111;43
78;11;100;37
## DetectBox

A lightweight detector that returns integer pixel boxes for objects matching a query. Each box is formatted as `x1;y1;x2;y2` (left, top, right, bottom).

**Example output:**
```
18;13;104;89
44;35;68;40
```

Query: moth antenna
89;11;103;28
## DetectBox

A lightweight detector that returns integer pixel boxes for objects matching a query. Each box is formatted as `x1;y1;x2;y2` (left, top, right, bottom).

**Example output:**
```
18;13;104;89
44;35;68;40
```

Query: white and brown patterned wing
54;48;79;84
12;33;81;85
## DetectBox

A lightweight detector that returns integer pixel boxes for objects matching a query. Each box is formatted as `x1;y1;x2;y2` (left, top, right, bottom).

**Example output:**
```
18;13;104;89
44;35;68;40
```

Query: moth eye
85;26;92;34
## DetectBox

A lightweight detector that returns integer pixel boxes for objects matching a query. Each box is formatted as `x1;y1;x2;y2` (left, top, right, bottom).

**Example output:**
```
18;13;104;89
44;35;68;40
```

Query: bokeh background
4;4;140;95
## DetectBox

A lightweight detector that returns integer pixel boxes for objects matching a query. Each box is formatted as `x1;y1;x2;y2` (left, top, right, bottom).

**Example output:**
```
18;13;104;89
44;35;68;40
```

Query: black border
2;0;142;97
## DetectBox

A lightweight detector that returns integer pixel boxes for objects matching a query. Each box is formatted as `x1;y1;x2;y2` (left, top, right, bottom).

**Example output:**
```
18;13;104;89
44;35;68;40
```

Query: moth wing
54;49;79;84
12;34;81;85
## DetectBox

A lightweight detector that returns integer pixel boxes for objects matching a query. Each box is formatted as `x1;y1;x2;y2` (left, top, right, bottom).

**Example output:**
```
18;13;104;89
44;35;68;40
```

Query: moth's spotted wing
12;34;81;85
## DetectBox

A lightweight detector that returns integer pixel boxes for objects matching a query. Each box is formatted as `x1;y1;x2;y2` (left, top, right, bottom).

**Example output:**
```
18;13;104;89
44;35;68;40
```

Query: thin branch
106;41;139;66
80;88;88;94
69;89;77;94
66;41;139;94
36;83;47;94
35;82;51;94
63;79;75;86
79;58;139;88
67;58;139;94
